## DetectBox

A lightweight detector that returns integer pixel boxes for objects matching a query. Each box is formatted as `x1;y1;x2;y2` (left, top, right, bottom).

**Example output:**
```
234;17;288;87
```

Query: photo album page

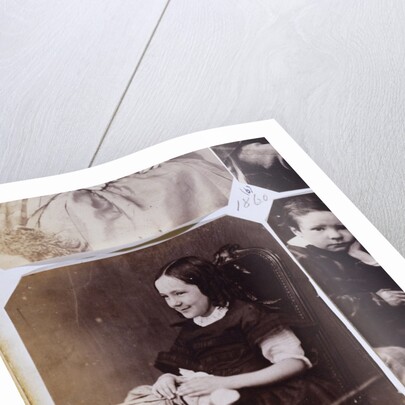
1;120;404;405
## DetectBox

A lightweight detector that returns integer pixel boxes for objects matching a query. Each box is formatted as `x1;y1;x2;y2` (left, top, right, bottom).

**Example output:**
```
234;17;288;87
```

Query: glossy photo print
211;138;308;192
268;192;405;385
0;150;232;269
4;217;402;405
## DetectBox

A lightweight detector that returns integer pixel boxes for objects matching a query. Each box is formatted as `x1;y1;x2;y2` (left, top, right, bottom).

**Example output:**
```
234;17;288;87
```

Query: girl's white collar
193;305;229;327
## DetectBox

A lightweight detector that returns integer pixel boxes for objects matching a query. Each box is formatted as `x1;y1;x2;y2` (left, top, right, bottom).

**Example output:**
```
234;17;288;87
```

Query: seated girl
123;256;336;405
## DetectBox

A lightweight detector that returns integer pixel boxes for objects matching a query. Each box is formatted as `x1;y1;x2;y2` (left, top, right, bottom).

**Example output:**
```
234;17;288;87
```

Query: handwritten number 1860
236;190;268;211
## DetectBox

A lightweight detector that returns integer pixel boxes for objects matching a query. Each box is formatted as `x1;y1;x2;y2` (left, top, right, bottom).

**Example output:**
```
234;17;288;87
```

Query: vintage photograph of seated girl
123;253;339;405
5;217;403;405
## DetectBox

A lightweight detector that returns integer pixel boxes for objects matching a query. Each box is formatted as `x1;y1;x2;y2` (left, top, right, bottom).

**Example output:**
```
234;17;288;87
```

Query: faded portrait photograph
211;138;308;192
268;192;405;384
0;149;232;269
5;216;402;405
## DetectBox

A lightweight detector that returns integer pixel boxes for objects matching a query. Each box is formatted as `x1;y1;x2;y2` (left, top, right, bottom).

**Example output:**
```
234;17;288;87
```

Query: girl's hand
177;376;227;397
151;373;177;399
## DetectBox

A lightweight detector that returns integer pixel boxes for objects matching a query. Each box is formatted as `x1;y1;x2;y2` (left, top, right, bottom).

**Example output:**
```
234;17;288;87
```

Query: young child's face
291;210;355;252
155;275;215;319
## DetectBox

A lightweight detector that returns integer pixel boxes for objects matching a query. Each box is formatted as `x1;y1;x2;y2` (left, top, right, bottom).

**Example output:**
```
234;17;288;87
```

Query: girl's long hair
155;256;241;307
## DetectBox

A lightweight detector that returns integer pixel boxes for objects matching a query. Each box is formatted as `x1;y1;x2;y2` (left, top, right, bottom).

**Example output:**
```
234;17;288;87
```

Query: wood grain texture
0;0;168;183
92;0;405;255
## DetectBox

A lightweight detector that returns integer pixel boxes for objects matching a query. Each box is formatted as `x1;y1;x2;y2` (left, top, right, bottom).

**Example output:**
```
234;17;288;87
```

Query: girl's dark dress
155;300;337;405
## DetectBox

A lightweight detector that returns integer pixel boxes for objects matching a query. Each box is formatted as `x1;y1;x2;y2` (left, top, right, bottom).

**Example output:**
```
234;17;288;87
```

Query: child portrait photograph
268;192;405;385
4;216;402;405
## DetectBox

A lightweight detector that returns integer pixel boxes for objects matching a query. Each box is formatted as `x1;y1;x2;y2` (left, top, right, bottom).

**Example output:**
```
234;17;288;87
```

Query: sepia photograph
0;149;232;269
211;138;308;192
4;216;402;404
268;193;405;385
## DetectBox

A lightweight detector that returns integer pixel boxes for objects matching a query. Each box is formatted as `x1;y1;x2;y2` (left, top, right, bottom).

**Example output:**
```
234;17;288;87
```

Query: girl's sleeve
259;326;312;368
239;303;312;368
240;302;285;344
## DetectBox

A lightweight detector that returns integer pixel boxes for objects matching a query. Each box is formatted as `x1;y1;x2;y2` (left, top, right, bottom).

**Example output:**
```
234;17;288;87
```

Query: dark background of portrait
5;216;400;405
268;194;310;243
211;138;308;192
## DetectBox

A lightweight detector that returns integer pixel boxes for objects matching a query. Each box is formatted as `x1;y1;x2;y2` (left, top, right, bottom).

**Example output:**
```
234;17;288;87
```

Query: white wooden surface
0;0;168;181
1;1;404;253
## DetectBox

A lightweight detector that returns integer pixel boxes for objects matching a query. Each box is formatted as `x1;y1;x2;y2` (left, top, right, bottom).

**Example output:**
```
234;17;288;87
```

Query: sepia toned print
124;253;337;404
0;150;232;269
5;217;402;404
268;193;405;384
211;138;308;192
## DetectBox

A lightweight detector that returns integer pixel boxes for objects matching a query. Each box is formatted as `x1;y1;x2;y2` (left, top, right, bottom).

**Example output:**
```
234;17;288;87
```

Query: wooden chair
213;244;400;404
